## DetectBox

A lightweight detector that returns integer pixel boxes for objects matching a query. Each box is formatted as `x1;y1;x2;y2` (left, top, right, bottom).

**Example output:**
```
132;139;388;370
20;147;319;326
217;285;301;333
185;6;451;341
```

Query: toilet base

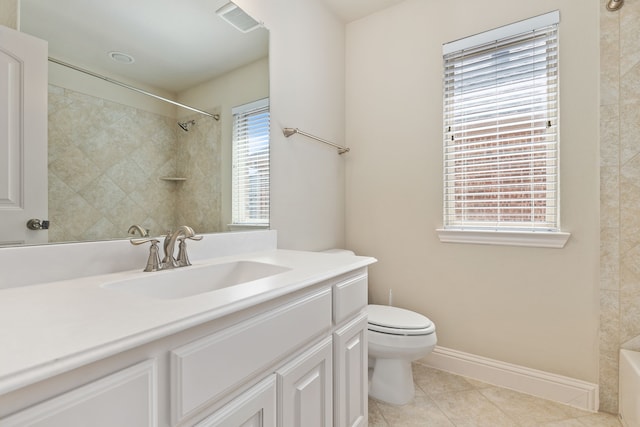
368;358;414;405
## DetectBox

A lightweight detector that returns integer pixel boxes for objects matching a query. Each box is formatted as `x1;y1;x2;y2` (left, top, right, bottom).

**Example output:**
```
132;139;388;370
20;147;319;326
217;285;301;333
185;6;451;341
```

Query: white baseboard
418;346;599;412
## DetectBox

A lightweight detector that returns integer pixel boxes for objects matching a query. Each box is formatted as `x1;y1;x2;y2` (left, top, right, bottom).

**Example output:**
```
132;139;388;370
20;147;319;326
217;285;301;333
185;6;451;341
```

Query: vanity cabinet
0;268;369;427
0;360;158;427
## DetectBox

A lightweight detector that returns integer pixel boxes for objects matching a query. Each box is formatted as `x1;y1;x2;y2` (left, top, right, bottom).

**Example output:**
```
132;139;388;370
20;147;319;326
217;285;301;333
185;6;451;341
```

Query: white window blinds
232;98;270;225
442;11;559;232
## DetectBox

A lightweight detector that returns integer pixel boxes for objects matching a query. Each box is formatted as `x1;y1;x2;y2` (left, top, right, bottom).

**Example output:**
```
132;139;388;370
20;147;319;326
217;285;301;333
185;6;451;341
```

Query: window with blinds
442;11;559;232
232;98;270;226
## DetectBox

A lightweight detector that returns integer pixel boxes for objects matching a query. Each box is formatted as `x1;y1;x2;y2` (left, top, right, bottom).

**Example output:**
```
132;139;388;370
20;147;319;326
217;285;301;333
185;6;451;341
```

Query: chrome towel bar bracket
283;127;350;154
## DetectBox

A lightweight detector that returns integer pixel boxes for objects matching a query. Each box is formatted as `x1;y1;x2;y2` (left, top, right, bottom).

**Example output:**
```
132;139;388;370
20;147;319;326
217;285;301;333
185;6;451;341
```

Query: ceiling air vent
215;2;261;33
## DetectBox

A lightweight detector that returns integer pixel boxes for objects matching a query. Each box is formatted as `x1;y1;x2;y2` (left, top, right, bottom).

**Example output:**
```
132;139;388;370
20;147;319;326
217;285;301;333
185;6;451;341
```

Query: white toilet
319;250;437;405
368;304;437;405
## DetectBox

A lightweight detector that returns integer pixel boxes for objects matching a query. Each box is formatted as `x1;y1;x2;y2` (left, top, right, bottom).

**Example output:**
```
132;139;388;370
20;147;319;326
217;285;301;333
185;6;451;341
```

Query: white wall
234;0;347;251
345;0;600;383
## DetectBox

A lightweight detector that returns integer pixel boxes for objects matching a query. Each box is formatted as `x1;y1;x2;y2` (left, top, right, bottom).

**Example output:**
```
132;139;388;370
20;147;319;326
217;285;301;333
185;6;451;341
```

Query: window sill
228;224;270;232
436;228;570;248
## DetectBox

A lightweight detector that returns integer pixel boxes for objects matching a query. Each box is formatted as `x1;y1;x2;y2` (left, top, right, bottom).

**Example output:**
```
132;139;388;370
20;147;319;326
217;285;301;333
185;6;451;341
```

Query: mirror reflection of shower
178;119;196;132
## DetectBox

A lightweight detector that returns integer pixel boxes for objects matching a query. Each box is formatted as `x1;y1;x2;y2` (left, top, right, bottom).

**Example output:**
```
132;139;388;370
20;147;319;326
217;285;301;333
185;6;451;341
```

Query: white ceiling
321;0;405;22
20;0;269;94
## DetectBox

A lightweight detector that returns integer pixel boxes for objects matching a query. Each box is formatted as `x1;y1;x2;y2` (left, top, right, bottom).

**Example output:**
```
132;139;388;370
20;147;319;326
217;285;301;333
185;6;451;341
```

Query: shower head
606;0;624;11
178;120;196;132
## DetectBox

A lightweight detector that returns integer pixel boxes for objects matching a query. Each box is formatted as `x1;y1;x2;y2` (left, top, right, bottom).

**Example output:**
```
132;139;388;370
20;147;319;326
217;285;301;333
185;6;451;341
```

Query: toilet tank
620;349;640;427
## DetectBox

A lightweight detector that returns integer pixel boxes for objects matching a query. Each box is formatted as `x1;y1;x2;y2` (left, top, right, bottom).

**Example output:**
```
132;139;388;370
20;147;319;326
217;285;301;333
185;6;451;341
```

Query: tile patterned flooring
368;362;622;426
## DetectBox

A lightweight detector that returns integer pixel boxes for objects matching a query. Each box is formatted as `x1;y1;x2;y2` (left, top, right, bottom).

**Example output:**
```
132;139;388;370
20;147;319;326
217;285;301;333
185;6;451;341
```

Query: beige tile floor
368;362;622;426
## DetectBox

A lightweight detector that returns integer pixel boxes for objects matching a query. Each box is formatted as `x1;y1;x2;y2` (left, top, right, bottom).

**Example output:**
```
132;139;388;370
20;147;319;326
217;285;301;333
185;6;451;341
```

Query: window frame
436;10;569;248
231;98;270;227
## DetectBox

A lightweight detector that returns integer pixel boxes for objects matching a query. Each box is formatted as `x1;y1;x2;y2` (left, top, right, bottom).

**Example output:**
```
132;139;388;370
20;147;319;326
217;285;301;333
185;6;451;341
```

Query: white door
0;25;48;246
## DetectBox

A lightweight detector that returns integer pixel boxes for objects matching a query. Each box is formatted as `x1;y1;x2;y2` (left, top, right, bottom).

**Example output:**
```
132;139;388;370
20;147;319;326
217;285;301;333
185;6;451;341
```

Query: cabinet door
333;313;368;427
277;337;333;427
195;376;276;427
0;360;157;427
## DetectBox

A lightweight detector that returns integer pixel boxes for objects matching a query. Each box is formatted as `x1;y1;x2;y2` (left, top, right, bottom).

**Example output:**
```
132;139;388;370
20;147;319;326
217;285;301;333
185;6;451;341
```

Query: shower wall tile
601;167;619;230
176;110;223;234
599;0;622;413
620;0;640;77
620;289;640;343
49;142;102;193
619;171;640;253
600;290;619;352
618;103;640;166
103;196;149;236
79;174;127;214
619;254;640;368
620;64;640;104
48;85;176;241
48;173;102;242
600;105;619;168
600;226;619;290
599;349;619;414
48;85;222;242
106;157;149;195
620;255;640;295
600;7;619;106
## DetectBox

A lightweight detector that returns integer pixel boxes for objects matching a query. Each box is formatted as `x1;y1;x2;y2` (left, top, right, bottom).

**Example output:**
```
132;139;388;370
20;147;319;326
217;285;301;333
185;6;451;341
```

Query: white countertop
0;249;376;395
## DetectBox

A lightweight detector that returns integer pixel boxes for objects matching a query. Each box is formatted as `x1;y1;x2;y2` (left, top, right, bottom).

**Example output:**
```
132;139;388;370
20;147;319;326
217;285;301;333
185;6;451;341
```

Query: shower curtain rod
283;127;350;154
48;57;217;119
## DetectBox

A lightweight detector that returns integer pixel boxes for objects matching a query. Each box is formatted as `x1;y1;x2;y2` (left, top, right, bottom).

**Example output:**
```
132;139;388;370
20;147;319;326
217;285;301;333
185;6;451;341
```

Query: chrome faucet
130;225;202;272
162;226;203;269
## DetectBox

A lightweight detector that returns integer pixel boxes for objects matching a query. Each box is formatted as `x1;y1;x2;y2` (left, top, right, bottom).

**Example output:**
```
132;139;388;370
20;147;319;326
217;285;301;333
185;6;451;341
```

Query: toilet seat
368;304;435;336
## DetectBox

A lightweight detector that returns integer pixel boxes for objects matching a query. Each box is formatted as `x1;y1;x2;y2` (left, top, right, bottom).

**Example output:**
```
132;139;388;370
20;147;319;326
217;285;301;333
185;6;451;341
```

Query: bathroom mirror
14;0;269;245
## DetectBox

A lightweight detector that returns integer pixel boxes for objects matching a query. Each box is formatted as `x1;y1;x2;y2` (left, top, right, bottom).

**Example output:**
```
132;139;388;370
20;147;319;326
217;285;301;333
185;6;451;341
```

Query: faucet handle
144;239;162;272
130;237;156;246
176;238;190;267
130;238;163;272
176;234;203;267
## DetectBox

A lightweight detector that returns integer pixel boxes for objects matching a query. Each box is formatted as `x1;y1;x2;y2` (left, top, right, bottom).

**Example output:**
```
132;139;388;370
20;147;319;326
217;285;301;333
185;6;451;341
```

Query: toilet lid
367;304;435;336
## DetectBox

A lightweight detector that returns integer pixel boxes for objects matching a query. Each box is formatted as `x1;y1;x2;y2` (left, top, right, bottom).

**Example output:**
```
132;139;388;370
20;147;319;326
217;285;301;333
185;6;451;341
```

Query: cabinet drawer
0;360;157;427
333;274;367;325
171;288;332;424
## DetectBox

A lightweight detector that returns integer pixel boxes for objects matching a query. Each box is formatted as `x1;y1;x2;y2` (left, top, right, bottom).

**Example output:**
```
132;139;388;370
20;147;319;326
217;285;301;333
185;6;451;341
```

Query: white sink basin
102;261;291;299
